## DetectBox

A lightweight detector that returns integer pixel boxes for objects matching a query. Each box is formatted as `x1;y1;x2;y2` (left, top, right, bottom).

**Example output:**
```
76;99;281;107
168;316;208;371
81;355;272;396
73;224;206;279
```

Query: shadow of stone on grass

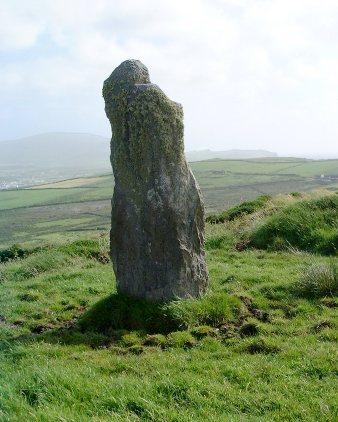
1;292;181;350
77;292;180;334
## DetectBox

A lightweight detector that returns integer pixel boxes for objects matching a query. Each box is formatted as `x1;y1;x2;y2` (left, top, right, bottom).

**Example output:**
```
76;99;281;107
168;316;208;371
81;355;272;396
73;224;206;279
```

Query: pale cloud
1;0;338;156
0;1;44;50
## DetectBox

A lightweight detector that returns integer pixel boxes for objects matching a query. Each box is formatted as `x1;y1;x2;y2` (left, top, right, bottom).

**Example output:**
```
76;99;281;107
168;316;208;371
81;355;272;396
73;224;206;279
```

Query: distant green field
1;158;338;247
190;158;338;211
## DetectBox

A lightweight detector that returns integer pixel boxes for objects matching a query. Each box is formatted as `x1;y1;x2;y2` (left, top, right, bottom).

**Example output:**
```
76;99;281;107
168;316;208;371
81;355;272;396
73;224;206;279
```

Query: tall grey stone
103;59;208;301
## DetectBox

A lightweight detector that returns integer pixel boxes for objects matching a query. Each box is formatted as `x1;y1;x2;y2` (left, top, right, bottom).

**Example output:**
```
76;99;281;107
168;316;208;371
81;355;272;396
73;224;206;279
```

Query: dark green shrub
0;244;29;263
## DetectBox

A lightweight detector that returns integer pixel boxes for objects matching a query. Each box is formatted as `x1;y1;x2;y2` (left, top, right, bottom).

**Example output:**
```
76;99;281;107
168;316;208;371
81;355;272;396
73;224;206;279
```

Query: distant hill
0;132;277;166
186;149;277;161
0;132;111;169
0;132;277;187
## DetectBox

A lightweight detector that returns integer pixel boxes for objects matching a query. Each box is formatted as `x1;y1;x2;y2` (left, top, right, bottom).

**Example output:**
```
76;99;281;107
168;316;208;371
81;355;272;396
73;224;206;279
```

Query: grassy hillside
1;158;338;248
0;194;337;421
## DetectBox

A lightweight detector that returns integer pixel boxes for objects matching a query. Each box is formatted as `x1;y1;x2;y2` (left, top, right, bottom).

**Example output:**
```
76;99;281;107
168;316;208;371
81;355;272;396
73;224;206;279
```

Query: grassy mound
249;195;338;254
206;195;271;223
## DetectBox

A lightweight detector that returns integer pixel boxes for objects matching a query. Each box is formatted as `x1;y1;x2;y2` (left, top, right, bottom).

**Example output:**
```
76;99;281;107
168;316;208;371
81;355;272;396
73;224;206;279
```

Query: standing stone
103;59;208;301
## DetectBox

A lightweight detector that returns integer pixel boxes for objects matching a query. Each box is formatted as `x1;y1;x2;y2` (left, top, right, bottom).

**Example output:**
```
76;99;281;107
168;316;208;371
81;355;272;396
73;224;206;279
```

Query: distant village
320;174;338;181
0;178;46;190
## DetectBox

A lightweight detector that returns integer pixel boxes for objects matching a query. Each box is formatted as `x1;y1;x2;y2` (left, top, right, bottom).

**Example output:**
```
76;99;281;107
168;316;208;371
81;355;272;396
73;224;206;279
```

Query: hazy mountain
0;132;277;188
1;132;277;165
0;133;111;188
0;132;111;169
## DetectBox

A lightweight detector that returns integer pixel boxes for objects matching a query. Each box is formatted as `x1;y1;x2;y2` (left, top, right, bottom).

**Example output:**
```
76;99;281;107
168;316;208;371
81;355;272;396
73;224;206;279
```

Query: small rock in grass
104;328;126;341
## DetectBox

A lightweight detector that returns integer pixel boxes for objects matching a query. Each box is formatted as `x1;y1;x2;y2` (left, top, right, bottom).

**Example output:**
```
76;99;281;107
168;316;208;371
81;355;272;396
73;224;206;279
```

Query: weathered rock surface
103;59;208;301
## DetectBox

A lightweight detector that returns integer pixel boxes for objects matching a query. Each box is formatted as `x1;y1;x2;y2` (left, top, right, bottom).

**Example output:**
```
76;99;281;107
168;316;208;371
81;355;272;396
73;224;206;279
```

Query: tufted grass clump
162;292;241;329
297;260;338;298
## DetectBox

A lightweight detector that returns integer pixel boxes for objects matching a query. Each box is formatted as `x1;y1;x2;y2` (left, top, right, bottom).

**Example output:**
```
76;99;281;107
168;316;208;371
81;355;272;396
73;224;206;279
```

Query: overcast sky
1;0;338;156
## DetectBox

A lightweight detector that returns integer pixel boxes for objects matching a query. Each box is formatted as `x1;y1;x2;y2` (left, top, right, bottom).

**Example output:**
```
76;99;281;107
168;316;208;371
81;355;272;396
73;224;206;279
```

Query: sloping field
30;176;108;189
0;194;337;421
0;158;337;247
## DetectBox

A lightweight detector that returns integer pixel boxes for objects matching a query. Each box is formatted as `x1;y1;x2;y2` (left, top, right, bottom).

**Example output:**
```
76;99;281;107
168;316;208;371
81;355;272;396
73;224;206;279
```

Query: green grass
0;202;337;420
1;164;338;420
